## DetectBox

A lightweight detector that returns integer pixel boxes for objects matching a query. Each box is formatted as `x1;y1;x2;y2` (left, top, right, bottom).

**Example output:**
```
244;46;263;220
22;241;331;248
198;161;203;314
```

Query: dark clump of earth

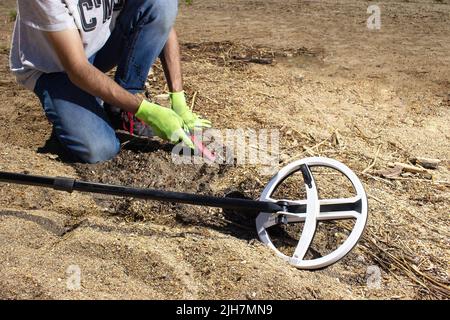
72;137;262;239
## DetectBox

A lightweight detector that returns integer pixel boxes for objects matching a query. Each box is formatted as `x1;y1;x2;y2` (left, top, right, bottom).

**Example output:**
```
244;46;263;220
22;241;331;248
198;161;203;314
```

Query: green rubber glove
169;91;212;131
135;100;194;149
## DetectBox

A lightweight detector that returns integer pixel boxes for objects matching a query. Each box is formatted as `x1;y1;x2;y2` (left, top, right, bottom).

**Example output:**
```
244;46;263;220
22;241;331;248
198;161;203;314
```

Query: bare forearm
160;28;183;92
68;63;141;113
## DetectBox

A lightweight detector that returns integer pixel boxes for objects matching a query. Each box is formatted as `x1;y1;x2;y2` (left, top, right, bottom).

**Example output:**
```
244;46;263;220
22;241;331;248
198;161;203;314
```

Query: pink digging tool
190;134;217;162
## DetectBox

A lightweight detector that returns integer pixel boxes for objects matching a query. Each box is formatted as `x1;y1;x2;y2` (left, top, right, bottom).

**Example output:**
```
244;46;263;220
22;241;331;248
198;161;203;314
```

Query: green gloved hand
135;100;194;149
169;91;212;131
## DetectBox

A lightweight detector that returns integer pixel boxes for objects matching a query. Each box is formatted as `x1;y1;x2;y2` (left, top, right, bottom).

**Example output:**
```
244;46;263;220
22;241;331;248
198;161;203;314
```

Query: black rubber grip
53;177;75;193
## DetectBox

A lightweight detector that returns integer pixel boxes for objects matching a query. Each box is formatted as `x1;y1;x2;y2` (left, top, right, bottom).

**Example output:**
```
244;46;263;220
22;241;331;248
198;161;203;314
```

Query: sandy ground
0;0;448;299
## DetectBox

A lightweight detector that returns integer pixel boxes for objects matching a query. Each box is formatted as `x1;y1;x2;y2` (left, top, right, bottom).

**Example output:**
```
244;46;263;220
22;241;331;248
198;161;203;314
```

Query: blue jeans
34;0;178;163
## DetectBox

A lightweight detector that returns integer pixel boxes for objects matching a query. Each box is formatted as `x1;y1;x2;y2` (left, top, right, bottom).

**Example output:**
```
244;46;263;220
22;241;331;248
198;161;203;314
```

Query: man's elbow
64;60;90;85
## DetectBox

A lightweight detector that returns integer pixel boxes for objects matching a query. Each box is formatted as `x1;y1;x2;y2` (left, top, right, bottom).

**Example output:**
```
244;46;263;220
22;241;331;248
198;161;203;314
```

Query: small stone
280;154;290;163
404;118;414;126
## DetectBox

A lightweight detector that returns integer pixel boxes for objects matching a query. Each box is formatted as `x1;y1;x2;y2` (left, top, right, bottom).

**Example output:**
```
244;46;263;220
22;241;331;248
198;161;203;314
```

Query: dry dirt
0;0;449;300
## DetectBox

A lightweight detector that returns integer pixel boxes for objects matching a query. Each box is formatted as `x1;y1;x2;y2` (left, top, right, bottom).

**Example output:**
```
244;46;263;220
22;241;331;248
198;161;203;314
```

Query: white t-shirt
10;0;124;90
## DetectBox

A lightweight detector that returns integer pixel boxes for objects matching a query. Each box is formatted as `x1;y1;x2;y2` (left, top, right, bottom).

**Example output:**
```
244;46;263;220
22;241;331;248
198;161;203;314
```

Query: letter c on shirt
78;0;102;32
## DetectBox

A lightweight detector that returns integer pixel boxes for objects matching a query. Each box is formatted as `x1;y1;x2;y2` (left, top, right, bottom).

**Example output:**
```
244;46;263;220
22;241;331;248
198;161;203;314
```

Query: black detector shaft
0;171;287;213
0;171;360;215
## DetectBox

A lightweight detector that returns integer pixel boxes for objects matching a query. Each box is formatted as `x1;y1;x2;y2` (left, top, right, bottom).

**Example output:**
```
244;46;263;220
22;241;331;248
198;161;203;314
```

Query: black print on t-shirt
113;0;125;11
78;0;116;32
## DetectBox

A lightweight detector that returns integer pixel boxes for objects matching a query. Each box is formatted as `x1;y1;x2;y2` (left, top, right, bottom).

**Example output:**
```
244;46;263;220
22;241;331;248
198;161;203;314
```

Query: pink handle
190;134;217;162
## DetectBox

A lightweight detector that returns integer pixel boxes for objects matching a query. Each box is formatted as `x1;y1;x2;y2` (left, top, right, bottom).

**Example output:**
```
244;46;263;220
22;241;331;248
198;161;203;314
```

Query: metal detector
0;157;367;269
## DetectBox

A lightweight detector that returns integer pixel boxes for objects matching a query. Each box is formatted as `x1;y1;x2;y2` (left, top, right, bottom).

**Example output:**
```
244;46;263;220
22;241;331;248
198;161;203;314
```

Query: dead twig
302;140;327;156
256;91;278;99
387;162;429;175
202;95;219;105
368;194;385;205
354;125;381;140
362;144;382;174
190;91;198;111
332;129;342;147
409;157;441;170
362;173;396;186
232;55;273;65
387;177;448;185
282;135;331;164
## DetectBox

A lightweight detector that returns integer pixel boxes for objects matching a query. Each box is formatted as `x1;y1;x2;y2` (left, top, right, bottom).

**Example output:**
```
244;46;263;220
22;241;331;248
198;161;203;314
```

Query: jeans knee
80;137;120;164
147;0;178;32
119;0;178;37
